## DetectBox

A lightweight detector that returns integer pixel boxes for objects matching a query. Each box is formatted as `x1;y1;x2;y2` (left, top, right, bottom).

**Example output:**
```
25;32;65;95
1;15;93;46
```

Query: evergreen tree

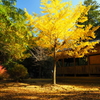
83;0;100;38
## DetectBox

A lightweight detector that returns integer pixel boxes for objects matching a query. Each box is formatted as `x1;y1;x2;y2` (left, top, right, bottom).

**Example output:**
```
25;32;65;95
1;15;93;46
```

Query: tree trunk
53;47;56;84
53;59;56;84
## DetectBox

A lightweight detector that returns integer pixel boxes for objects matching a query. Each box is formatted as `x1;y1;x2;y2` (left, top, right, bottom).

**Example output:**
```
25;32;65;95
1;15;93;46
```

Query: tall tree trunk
53;59;56;84
53;47;56;84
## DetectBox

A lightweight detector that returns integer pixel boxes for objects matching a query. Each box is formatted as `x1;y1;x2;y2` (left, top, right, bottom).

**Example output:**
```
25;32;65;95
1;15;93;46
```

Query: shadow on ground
0;89;100;100
0;79;100;100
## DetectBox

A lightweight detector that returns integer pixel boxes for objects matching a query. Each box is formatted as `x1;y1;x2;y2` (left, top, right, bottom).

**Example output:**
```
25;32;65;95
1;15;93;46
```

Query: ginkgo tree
25;0;99;84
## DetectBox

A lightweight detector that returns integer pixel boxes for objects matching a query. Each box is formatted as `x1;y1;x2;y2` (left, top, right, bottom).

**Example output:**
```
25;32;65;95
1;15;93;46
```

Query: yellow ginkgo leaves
25;0;99;59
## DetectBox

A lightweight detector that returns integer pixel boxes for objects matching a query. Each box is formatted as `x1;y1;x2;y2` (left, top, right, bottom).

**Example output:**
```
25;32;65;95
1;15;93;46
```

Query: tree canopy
82;0;100;38
0;0;33;64
83;0;100;26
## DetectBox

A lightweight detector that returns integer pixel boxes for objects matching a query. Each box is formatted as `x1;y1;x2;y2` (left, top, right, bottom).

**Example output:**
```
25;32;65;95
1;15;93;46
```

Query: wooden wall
57;65;100;76
57;43;100;77
89;55;100;64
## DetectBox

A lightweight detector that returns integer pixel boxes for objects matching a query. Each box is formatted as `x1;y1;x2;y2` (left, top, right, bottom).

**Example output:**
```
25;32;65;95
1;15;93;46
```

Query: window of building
76;57;88;66
64;58;74;67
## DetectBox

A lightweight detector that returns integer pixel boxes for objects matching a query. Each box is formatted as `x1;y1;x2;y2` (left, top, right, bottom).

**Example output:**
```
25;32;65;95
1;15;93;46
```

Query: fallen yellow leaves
0;81;100;100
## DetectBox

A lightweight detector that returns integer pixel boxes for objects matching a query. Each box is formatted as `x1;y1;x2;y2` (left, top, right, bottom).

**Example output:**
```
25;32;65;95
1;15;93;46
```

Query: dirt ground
0;79;100;100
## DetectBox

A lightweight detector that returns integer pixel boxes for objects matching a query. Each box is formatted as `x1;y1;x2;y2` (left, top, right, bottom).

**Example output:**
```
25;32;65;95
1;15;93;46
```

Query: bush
8;64;28;81
0;65;9;80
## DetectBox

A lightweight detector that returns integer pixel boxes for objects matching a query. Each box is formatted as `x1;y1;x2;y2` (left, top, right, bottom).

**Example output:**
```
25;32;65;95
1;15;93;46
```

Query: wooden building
57;43;100;77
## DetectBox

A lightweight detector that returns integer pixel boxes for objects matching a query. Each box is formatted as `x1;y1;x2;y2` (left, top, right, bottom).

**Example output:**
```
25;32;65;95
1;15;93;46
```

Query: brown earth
0;78;100;100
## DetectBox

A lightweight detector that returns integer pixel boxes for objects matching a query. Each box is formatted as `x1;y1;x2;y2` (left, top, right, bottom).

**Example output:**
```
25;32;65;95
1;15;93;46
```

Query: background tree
82;0;100;38
28;46;53;78
25;0;99;84
0;0;33;65
21;45;53;78
22;52;53;78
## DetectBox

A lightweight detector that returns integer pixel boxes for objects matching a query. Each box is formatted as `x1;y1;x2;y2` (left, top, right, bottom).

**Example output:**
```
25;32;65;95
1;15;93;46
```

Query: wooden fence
57;64;100;76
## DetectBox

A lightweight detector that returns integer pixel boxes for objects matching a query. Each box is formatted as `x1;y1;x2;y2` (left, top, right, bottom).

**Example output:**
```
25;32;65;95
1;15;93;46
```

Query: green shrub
8;63;28;81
